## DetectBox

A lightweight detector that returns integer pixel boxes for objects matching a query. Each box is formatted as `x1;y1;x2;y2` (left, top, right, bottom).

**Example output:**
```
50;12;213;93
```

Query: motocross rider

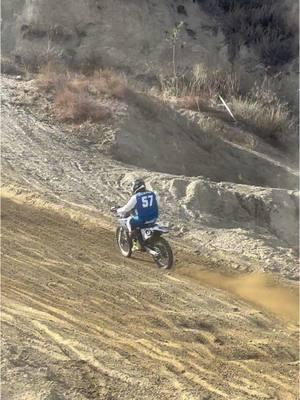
117;178;159;247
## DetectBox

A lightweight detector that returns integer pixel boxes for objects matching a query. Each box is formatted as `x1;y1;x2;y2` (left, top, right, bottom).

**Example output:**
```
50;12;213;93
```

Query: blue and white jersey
135;191;158;220
117;191;159;221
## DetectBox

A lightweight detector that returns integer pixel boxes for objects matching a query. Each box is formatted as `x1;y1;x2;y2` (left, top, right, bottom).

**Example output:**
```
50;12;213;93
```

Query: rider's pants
126;216;157;233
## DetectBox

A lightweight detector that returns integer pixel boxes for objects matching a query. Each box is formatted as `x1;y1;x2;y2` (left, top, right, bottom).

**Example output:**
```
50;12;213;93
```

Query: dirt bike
111;207;173;269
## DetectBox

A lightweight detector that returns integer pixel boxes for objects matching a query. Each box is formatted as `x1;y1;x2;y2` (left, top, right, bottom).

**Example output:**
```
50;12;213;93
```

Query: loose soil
2;194;298;400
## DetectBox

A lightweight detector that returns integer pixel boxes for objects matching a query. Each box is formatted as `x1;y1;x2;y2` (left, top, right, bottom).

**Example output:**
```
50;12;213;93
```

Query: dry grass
91;70;127;99
36;63;127;123
230;89;296;143
158;64;296;145
54;88;110;123
159;64;239;101
37;63;127;96
36;62;69;91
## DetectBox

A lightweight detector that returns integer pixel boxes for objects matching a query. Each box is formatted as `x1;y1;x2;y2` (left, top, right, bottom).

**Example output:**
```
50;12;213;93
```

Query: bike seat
138;221;156;229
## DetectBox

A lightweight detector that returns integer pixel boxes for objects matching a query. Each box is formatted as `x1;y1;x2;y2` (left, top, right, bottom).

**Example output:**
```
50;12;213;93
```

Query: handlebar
110;206;130;218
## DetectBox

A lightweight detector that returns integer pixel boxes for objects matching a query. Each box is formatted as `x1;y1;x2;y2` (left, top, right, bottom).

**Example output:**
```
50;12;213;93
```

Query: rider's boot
136;229;146;252
130;229;146;252
130;230;140;251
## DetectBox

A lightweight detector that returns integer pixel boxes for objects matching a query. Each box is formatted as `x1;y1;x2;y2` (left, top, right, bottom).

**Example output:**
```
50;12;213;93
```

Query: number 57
142;195;153;207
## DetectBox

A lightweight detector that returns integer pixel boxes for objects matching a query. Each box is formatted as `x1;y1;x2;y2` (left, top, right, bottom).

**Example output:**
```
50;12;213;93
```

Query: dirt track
1;75;299;281
2;193;299;400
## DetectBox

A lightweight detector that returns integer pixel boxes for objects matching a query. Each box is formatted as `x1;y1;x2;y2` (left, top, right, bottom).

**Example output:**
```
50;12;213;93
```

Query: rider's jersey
117;191;159;221
135;191;158;220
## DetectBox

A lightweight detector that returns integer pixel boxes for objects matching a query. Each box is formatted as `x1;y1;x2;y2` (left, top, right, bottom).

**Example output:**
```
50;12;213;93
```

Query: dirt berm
111;90;298;190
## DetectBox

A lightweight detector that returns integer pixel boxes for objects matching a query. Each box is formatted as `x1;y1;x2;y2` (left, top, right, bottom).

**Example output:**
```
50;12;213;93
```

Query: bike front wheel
116;227;132;257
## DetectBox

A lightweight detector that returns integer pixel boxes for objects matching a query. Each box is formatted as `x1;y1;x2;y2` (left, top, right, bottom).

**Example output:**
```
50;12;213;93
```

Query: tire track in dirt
2;75;299;282
1;194;299;399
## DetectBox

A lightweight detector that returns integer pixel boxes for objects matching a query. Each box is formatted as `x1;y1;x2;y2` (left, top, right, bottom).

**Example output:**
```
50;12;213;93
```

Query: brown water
177;266;299;324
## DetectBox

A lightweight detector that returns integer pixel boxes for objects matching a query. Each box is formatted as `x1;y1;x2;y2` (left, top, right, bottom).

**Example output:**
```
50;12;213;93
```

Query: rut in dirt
1;194;298;400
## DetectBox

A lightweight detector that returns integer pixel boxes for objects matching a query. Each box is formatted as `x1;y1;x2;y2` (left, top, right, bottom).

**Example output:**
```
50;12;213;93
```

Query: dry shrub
176;96;201;111
35;63;127;123
230;85;296;144
159;64;297;145
54;87;110;123
36;62;69;91
175;96;210;112
159;64;239;101
18;37;64;73
91;69;127;99
66;78;90;93
37;63;127;98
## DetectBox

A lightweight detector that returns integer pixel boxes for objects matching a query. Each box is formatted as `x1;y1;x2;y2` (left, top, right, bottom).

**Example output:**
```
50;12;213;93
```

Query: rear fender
152;225;169;233
141;225;169;241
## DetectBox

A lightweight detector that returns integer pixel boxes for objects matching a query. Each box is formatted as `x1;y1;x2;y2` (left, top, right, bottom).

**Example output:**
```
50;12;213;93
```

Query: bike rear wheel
152;237;173;269
116;227;132;257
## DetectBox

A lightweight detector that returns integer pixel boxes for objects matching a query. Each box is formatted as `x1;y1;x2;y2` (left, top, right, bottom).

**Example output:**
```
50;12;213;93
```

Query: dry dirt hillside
1;0;236;71
1;71;299;399
1;1;299;399
2;0;298;108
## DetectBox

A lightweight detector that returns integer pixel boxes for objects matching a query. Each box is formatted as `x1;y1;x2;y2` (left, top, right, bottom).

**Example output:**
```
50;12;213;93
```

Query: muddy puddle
176;266;299;324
